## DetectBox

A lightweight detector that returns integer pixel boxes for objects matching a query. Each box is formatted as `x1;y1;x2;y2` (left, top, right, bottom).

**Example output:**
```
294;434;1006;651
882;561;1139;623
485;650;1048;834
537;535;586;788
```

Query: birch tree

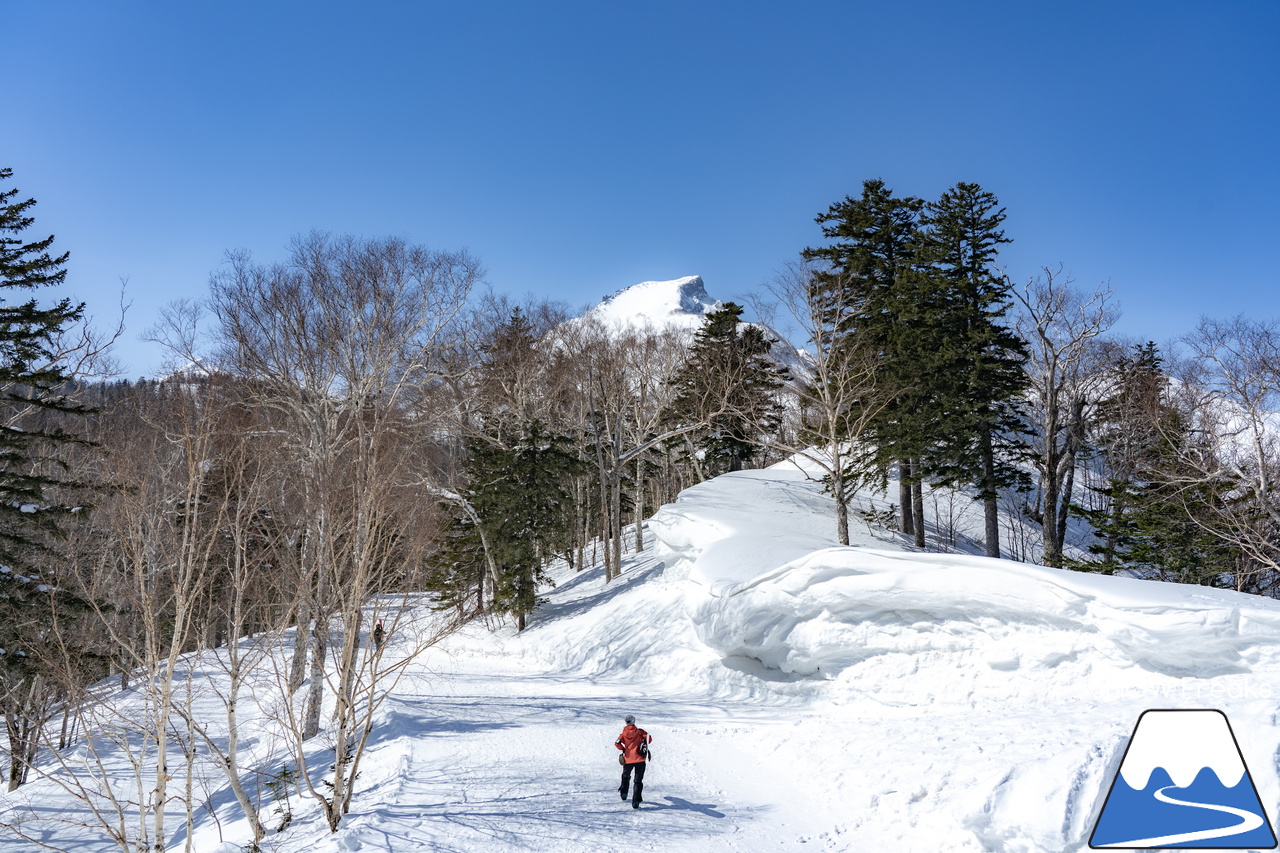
205;233;478;830
757;260;896;544
1012;267;1118;565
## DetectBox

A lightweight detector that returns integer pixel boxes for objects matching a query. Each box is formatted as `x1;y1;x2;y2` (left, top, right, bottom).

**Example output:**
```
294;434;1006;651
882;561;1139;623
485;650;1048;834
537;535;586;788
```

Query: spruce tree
0;167;91;565
1076;398;1246;587
425;509;488;618
666;302;787;476
917;181;1029;557
0;168;97;789
802;180;939;539
433;419;585;630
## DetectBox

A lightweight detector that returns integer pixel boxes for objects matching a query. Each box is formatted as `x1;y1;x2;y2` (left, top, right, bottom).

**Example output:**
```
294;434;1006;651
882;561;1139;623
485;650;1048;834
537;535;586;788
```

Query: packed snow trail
9;457;1280;852
308;555;846;853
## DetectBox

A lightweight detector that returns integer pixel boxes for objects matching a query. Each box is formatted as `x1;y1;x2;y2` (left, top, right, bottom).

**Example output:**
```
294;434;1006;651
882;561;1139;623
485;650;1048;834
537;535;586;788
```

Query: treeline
793;178;1280;593
3;166;1280;846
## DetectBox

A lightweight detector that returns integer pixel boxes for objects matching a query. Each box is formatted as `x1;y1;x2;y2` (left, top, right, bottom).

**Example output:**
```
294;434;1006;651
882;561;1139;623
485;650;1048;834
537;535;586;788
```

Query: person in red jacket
614;714;652;809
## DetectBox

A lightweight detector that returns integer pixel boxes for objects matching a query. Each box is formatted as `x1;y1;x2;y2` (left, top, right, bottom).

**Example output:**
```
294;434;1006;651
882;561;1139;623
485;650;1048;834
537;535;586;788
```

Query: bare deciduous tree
756;260;897;545
199;233;479;830
1170;316;1280;586
1012;266;1119;565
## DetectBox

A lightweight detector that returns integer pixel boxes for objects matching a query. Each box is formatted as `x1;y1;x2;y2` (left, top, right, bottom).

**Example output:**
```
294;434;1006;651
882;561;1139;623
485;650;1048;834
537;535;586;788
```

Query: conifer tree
465;419;585;630
666;302;787;475
426;508;488;618
1080;343;1187;568
0;168;97;790
0;167;91;565
917;181;1029;557
1076;380;1247;587
802;180;939;539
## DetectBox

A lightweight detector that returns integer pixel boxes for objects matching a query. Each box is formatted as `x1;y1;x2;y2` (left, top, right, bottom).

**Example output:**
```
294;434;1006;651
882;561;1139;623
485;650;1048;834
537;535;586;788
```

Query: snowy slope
6;458;1280;852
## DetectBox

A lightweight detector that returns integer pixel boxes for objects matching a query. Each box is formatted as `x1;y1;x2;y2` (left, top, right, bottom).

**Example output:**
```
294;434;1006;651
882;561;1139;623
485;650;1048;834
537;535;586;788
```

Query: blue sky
6;1;1278;376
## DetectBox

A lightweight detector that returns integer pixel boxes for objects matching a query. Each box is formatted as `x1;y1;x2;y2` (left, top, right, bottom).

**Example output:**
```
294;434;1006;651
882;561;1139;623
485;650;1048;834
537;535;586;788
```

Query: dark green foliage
666;302;788;475
916;182;1030;503
801;180;939;487
1092;343;1167;483
478;420;585;625
426;509;488;617
0;167;100;789
1072;342;1251;587
1076;471;1248;586
0;167;92;566
1074;405;1248;587
803;179;1029;554
430;419;586;629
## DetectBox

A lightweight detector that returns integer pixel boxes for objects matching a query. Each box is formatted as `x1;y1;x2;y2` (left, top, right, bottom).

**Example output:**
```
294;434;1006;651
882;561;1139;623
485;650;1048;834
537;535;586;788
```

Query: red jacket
615;724;651;763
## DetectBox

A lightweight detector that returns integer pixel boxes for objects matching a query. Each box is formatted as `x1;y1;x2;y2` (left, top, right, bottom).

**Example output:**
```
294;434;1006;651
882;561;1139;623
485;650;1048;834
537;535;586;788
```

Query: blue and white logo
1090;709;1276;849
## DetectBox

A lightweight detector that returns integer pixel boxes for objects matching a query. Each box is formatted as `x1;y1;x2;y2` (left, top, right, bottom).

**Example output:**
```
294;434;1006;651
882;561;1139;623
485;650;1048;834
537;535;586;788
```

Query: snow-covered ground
6;456;1280;851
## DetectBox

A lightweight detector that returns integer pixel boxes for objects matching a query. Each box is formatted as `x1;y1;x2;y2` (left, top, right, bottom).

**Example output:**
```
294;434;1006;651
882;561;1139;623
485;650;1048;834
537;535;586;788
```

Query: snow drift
649;463;1280;682
9;454;1280;852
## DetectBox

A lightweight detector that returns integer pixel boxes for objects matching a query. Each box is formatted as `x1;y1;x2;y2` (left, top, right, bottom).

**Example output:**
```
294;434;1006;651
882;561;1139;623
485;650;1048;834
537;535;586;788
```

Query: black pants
620;761;646;804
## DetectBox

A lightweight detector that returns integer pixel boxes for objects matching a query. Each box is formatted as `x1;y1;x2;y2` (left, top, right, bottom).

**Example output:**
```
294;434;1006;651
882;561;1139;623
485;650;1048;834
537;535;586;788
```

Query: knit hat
624;714;635;725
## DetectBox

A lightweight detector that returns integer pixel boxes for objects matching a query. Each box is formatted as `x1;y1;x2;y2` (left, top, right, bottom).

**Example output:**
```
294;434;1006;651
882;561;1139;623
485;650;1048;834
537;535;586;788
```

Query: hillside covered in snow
6;456;1280;852
584;275;723;333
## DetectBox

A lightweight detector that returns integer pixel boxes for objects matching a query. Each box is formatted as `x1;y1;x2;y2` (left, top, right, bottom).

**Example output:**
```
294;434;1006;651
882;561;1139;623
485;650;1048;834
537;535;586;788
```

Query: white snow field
7;456;1280;852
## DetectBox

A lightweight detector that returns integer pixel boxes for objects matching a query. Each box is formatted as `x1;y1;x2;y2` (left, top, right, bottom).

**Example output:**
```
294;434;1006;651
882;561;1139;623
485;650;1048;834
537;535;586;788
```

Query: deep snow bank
647;458;1280;683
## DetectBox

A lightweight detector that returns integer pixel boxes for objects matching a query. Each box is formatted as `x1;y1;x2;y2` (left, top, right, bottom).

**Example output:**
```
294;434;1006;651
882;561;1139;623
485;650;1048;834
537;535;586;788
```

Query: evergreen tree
432;419;585;630
426;505;488;618
0;168;98;789
0;167;91;565
666;302;788;476
916;181;1029;557
1086;342;1171;560
1075;394;1248;587
801;180;941;540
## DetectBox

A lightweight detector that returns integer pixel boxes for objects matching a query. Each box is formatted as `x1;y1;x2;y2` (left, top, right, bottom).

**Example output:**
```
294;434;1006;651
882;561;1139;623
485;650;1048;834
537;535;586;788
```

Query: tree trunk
911;478;925;549
1042;462;1062;567
1057;460;1075;557
980;429;1000;559
288;592;311;693
1055;397;1086;562
899;458;914;536
832;464;850;546
302;616;328;741
633;456;645;553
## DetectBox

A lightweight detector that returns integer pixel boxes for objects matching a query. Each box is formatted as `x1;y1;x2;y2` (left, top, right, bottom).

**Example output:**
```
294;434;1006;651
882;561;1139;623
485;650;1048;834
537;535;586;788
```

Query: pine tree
1075;398;1247;587
1086;343;1170;560
0;168;91;565
801;180;940;539
0;168;98;789
1071;340;1253;586
426;506;488;618
916;181;1030;558
666;302;788;476
432;419;586;630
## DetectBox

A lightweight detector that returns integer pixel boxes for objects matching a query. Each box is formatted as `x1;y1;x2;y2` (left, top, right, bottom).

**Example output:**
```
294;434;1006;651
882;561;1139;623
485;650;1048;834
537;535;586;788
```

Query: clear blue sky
6;0;1278;376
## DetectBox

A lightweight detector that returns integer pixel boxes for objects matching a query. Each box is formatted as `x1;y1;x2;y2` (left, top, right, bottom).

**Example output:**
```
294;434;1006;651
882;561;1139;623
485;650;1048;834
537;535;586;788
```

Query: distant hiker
373;620;385;651
614;714;652;809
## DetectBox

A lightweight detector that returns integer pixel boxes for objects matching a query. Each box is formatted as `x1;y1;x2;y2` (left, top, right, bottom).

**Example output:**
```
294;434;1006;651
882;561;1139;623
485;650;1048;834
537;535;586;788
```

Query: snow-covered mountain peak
587;275;722;332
